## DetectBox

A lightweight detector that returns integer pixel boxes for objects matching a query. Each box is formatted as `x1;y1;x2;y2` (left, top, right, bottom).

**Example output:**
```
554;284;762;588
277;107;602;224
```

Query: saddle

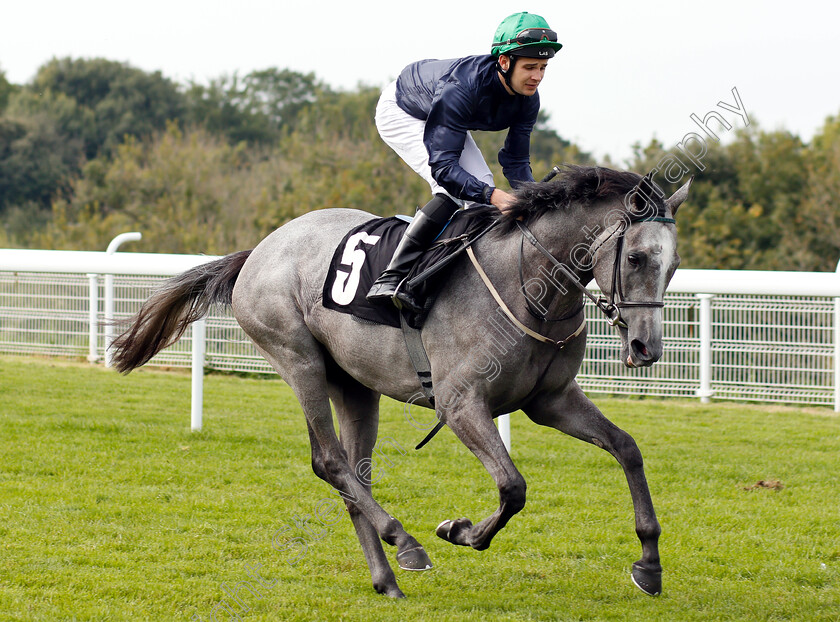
322;210;495;329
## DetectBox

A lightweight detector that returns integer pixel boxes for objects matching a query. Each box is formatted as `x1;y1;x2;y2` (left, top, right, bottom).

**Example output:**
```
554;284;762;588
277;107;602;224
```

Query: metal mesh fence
579;294;703;398
578;293;836;406
0;272;93;357
1;271;836;407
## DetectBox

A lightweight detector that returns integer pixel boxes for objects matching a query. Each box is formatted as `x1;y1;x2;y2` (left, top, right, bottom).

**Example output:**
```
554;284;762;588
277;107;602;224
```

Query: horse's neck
517;205;604;315
472;208;597;322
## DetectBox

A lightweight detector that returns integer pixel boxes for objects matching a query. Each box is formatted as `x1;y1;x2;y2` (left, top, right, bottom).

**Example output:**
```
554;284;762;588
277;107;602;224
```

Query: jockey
367;11;563;312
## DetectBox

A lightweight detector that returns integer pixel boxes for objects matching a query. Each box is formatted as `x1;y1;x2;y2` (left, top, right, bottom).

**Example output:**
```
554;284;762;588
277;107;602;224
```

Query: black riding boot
366;194;460;312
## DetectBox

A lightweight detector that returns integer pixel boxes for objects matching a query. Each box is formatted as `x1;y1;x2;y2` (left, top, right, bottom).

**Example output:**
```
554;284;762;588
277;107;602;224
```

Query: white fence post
834;298;840;413
87;274;99;363
498;414;511;453
104;233;142;367
696;293;714;404
104;273;115;366
191;317;207;431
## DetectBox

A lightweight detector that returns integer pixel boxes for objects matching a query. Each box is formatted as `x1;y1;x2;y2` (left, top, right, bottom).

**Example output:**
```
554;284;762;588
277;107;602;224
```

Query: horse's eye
627;253;642;267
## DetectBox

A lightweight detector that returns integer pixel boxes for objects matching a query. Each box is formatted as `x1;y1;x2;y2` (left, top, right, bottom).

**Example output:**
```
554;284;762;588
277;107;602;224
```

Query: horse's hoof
435;518;473;546
396;545;432;571
374;583;406;598
631;562;662;596
436;520;452;539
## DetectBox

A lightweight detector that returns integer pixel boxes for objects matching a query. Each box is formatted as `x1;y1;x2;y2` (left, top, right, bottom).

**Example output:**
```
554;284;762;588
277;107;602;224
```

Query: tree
785;113;840;270
0;68;14;112
31;57;186;158
0;113;83;215
292;84;380;142
5;88;96;155
39;125;263;253
184;68;324;145
240;68;322;129
184;74;277;146
627;125;810;270
0;87;90;233
254;86;430;229
1;58;186;241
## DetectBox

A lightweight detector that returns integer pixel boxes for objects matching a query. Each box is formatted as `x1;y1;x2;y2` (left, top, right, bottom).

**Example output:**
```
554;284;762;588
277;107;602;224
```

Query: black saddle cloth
322;210;486;328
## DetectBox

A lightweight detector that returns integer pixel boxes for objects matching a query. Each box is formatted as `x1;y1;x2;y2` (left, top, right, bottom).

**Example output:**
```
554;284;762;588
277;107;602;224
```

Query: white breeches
375;80;494;207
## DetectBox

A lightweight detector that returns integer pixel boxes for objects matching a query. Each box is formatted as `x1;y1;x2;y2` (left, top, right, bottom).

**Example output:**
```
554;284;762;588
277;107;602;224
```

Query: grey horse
111;165;691;599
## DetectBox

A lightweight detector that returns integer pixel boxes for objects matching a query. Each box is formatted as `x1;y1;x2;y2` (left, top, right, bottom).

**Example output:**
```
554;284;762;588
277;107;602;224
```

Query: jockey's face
498;55;549;96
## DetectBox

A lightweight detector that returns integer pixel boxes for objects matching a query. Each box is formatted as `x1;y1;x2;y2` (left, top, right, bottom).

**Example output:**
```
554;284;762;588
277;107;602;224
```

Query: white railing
2;242;840;433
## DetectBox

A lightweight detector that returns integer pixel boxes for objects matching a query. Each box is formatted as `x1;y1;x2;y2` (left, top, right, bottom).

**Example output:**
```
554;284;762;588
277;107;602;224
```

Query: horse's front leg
435;398;527;551
524;382;662;596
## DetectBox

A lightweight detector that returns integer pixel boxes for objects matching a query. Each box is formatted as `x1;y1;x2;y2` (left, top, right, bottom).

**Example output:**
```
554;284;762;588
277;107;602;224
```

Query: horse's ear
628;172;663;216
664;176;693;217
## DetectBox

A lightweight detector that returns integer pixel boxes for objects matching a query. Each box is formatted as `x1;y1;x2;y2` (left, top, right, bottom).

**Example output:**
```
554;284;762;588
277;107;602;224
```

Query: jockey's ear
665;177;693;217
498;54;511;72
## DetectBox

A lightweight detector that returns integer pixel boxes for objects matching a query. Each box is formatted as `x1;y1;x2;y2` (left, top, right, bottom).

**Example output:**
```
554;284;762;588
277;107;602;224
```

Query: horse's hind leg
252;332;430;590
326;373;421;598
524;382;662;596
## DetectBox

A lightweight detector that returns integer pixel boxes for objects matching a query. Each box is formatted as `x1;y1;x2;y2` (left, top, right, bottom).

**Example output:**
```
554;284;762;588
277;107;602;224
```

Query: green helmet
491;12;563;58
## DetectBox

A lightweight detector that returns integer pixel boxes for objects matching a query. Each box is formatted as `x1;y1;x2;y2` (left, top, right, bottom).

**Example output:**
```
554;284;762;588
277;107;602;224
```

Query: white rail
669;269;840;297
2;244;840;435
0;248;221;276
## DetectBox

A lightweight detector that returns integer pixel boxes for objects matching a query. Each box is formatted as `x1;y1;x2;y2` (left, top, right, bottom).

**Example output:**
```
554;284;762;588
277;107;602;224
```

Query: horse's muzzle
626;339;661;368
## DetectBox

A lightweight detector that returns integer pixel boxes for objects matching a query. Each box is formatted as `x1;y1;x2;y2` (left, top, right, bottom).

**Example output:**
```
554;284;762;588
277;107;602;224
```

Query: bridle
418;186;678;450
516;212;676;331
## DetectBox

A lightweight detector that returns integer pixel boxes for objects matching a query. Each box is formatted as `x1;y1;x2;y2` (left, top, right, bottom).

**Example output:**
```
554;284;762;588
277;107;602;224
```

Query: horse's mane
468;165;652;236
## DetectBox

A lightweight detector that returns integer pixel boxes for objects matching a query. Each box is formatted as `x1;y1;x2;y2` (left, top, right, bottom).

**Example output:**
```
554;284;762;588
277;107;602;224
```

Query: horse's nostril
632;340;650;358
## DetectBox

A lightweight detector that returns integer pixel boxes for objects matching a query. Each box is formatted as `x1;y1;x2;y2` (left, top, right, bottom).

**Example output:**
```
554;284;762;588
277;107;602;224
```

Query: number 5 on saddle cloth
322;210;495;329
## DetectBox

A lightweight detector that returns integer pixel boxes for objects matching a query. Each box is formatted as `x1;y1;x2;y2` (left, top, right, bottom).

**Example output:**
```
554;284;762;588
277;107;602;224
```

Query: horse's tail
110;250;252;374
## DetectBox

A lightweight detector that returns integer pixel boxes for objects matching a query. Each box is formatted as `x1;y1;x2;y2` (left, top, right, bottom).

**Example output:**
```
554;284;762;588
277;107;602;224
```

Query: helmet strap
497;54;520;95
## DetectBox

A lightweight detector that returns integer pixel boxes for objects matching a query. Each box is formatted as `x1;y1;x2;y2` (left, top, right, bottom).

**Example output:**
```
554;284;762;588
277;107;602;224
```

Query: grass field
1;355;838;621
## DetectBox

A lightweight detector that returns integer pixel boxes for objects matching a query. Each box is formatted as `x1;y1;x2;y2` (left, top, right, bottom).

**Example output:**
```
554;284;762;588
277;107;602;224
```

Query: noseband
516;214;675;330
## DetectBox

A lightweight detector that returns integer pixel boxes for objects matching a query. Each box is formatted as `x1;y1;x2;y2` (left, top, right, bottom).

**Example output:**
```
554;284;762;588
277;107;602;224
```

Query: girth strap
399;311;435;407
399;311;447;449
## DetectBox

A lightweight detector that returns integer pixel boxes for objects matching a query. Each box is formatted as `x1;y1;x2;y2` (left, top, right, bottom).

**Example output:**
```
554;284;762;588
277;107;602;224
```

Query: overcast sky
2;0;838;164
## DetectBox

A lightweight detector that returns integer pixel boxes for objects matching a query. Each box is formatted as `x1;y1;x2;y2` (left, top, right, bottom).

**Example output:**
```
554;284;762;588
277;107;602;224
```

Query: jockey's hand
491;188;516;212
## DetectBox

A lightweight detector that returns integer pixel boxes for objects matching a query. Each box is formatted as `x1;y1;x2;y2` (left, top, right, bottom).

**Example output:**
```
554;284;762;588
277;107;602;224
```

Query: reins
518;233;585;323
